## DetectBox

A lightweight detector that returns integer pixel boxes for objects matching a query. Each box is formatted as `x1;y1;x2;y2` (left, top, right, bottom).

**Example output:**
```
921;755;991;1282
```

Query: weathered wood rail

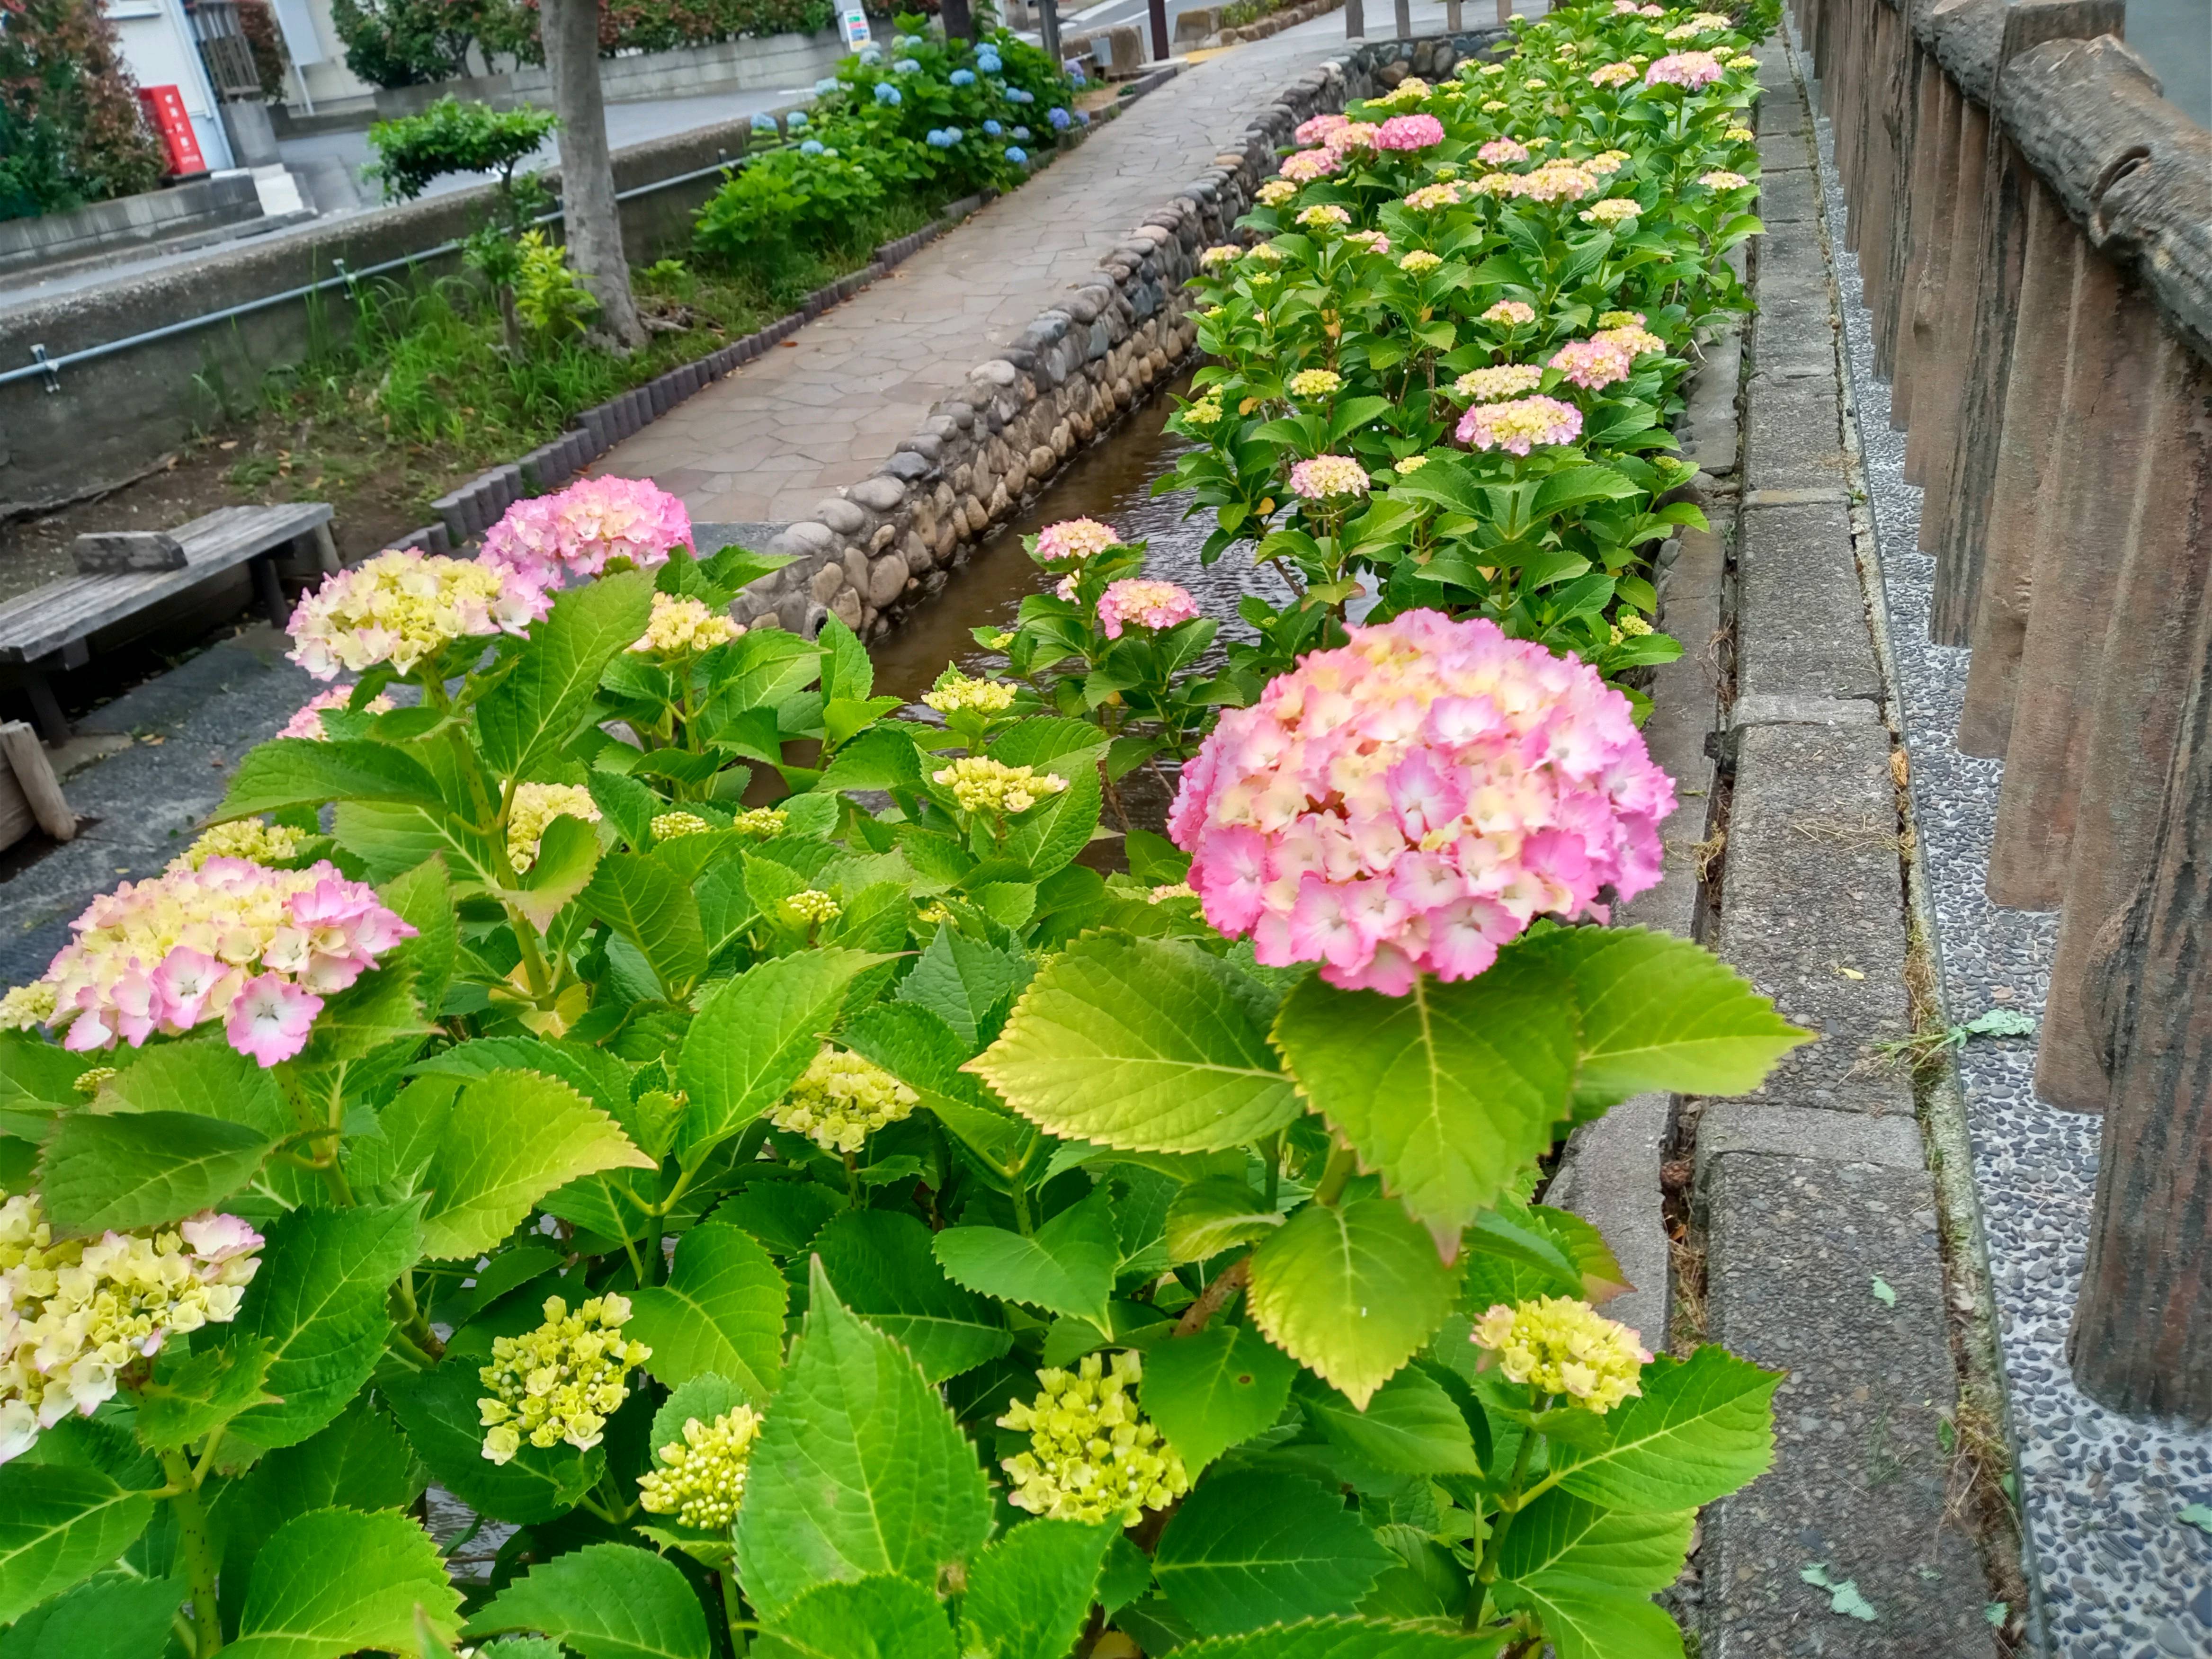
1789;0;2211;1421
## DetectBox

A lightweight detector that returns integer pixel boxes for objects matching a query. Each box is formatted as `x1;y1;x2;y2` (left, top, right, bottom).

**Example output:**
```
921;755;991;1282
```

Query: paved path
598;12;1404;525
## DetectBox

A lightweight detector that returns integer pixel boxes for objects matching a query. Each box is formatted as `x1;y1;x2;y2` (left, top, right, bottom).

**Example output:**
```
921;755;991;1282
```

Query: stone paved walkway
602;9;1454;524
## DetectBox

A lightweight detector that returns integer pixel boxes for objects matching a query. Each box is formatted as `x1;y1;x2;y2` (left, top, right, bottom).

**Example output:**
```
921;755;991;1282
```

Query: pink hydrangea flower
34;858;414;1066
1278;148;1344;183
1294;113;1349;145
1478;137;1530;166
1548;338;1638;390
180;1212;266;1267
481;476;692;587
1325;121;1382;153
1288;455;1372;500
1645;51;1724;89
1034;518;1122;568
1402;181;1464;211
1482;300;1537;327
278;687;396;741
1374;114;1445;151
1168;611;1673;994
1512;163;1600;203
1456;396;1585;455
1097;579;1200;640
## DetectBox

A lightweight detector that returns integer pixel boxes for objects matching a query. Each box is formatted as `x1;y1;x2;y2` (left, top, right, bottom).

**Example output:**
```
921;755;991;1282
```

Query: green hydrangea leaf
1175;1618;1510;1657
627;1221;788;1400
1140;1322;1298;1472
1495;1492;1695;1592
476;569;655;781
465;1541;711;1659
1164;1177;1286;1266
36;1110;272;1238
1297;1364;1484;1475
135;1338;278;1449
1552;1346;1782;1514
98;1040;287;1136
581;853;707;1001
676;948;891;1154
1246;1198;1456;1408
218;737;446;822
811;1209;1012;1383
1491;1575;1685;1659
754;1574;954;1659
970;935;1302;1154
224;1507;461;1659
383;1360;604;1525
932;1183;1121;1331
0;1463;155;1626
1152;1469;1397;1636
961;1520;1115;1659
732;1259;993;1620
0;1571;180;1659
894;927;1031;1050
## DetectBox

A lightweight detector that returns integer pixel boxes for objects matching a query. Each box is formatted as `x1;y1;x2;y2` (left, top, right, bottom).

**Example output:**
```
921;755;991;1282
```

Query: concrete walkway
598;13;1384;525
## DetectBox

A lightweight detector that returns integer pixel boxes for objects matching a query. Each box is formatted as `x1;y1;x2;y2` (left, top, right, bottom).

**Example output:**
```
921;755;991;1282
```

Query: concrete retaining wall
0;174;265;278
369;30;848;118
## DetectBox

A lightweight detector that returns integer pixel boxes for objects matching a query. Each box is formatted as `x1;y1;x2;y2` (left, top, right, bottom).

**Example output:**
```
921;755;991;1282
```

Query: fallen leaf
1834;963;1865;980
1870;1276;1896;1308
2179;1502;2212;1536
1800;1565;1878;1622
1985;1602;2008;1628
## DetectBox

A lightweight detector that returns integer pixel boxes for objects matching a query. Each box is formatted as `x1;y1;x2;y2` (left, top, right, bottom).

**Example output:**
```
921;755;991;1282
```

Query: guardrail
1790;0;2212;1424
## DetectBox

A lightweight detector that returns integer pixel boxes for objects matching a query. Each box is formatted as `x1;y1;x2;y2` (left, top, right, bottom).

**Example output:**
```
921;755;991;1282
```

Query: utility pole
1038;0;1062;70
1148;0;1169;61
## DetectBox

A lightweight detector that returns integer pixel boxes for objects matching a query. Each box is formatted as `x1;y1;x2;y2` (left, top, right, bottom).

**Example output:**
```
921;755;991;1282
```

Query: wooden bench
0;503;337;743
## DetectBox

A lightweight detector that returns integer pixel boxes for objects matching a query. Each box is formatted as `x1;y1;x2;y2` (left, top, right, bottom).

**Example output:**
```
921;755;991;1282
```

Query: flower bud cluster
767;1046;919;1153
169;818;304;873
999;1351;1190;1527
638;1406;765;1531
478;1294;650;1463
0;1195;262;1461
1472;1294;1651;1414
933;757;1069;816
652;812;714;840
731;807;789;838
785;890;843;926
631;593;742;658
922;672;1019;717
508;783;601;874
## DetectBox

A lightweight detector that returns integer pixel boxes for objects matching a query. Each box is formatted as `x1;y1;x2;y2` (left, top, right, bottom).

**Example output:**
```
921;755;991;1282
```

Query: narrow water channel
869;370;1302;704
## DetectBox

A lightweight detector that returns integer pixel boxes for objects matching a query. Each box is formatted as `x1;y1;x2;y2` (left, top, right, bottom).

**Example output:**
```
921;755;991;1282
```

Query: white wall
281;0;378;112
105;0;234;169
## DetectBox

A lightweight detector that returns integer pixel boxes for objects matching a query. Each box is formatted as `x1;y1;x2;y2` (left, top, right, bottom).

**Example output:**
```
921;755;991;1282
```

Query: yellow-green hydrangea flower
1287;368;1343;400
784;890;842;927
638;1406;764;1531
999;1351;1190;1527
767;1046;918;1153
934;757;1068;815
0;983;59;1031
651;811;713;841
72;1066;117;1097
478;1294;650;1463
731;806;788;839
631;592;742;659
508;783;601;873
168;818;305;873
922;672;1019;717
1471;1294;1651;1414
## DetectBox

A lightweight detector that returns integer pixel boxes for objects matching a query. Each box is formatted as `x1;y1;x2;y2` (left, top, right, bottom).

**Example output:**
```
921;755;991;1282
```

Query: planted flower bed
0;6;1797;1656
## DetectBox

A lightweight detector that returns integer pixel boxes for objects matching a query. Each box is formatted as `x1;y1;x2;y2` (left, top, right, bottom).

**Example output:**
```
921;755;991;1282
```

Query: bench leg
21;669;69;745
250;554;291;628
311;523;340;574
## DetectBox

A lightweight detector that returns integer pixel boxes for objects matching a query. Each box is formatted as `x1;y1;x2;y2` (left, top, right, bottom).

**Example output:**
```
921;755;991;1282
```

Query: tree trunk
2069;590;2212;1425
941;0;975;44
541;0;643;353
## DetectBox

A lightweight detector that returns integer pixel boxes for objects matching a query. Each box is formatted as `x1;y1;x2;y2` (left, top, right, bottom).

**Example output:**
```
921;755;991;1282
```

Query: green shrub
0;0;164;220
328;0;535;87
512;227;601;339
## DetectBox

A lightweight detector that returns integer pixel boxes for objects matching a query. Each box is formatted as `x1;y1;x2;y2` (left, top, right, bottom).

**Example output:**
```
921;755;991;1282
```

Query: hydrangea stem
1465;1410;1543;1631
160;1449;223;1657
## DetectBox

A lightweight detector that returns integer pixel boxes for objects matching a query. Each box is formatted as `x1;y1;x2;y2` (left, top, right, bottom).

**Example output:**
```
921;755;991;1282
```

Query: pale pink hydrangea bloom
1595;323;1667;359
1482;300;1537;327
1477;137;1530;166
1699;169;1750;189
1471;172;1519;197
1512;163;1600;203
1097;580;1200;641
1168;610;1673;994
1374;114;1445;151
1548;338;1638;390
480;476;692;587
1294;113;1349;145
278;687;397;741
32;859;414;1066
288;551;546;680
1345;229;1392;256
1324;121;1381;153
1278;148;1344;183
1402;181;1465;211
1288;455;1372;500
1645;50;1724;89
1454;364;1546;402
1457;395;1585;455
1035;518;1122;567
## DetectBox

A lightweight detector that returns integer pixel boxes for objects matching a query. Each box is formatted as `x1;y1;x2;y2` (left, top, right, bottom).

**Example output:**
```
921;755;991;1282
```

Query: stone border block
1736;500;1883;705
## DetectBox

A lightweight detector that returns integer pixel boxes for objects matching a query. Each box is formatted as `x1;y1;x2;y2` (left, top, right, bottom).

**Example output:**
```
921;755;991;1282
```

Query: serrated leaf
676;949;887;1154
755;1576;955;1659
383;1361;602;1524
732;1259;993;1619
0;1571;180;1659
223;1200;423;1451
1141;1323;1298;1472
1176;1618;1508;1658
1153;1470;1396;1636
466;1542;710;1659
0;1030;91;1110
37;1110;270;1237
512;812;603;932
961;1520;1114;1659
932;1183;1120;1330
136;1338;277;1448
1165;1177;1285;1265
222;1507;462;1659
383;1069;650;1261
1246;1199;1455;1408
627;1222;787;1400
895;928;1029;1050
477;571;655;780
1553;1346;1781;1513
812;1209;1011;1383
0;1463;154;1625
582;853;708;1001
99;1040;287;1135
971;936;1302;1154
1300;1365;1482;1474
219;737;446;821
1496;1492;1694;1592
1490;1576;1684;1659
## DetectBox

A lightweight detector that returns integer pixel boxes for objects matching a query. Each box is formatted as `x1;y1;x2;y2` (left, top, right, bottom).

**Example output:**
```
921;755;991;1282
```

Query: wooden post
1148;0;1169;61
0;722;73;842
1346;0;1363;37
1038;0;1062;72
1393;0;1410;37
1446;0;1463;31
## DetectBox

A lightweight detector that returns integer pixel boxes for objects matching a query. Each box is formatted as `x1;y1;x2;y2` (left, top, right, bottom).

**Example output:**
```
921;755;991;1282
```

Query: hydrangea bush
0;8;1808;1658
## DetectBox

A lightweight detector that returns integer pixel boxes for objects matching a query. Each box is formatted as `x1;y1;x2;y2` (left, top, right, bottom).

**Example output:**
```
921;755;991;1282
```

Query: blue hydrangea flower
787;109;808;129
1008;88;1034;104
982;119;1002;135
751;112;778;132
893;57;919;73
1076;109;1091;125
1068;66;1087;86
1014;125;1031;139
800;139;825;155
814;76;839;94
1006;146;1028;164
859;47;881;63
949;68;975;86
976;50;1003;73
945;126;962;141
925;128;951;147
1047;107;1070;130
874;82;902;105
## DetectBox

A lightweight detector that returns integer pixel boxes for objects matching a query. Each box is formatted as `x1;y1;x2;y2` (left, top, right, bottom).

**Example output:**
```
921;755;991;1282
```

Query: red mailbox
136;86;210;181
